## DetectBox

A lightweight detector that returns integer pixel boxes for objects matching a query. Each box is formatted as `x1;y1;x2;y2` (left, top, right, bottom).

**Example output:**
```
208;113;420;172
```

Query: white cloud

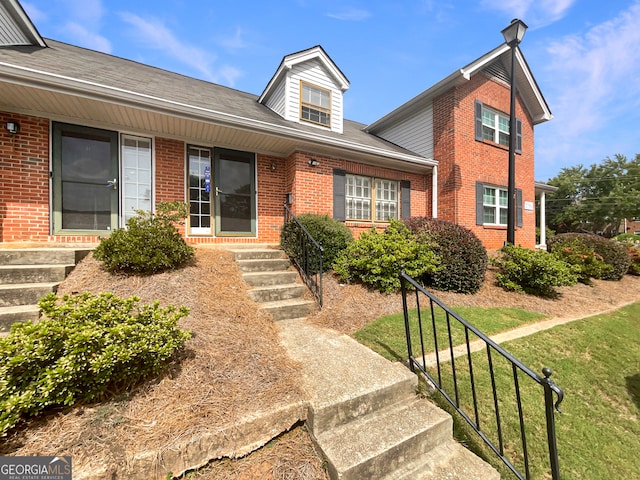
118;12;242;85
62;21;112;53
480;0;574;27
60;0;105;25
326;7;372;21
219;27;249;50
21;2;47;23
536;1;640;177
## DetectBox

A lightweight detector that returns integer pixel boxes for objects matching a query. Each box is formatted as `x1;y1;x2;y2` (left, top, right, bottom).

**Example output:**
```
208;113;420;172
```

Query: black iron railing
282;205;324;307
400;272;564;480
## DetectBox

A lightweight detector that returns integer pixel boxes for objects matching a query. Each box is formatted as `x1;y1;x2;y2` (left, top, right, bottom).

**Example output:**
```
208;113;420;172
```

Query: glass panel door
214;148;255;236
188;146;212;235
52;123;118;233
121;135;152;224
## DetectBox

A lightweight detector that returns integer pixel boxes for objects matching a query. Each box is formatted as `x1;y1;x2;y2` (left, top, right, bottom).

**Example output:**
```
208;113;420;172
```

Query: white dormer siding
373;105;434;159
259;46;349;134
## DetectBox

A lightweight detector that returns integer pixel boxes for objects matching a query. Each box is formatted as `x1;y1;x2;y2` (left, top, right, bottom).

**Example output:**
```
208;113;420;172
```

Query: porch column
431;165;438;218
539;190;547;246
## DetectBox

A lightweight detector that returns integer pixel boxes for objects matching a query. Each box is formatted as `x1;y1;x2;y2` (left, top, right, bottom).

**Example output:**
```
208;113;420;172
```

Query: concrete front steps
0;248;91;334
231;245;316;321
278;320;500;480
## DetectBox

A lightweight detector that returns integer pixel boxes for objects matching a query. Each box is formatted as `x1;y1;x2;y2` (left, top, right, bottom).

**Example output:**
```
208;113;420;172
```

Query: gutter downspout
432;165;438;218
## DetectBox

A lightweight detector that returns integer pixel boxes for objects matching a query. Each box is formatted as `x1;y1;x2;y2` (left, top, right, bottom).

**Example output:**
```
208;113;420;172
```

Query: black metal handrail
400;272;564;480
283;204;324;307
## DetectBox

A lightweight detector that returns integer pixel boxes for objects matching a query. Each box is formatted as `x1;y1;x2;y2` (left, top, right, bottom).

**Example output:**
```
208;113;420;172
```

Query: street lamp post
501;19;527;245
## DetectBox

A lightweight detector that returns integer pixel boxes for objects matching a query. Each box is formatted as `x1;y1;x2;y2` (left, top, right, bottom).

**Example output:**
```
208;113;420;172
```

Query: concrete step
316;396;453;480
231;248;287;261
242;271;299;287
383;439;500;480
0;305;40;333
259;299;316;321
0;248;91;265
309;368;418;436
0;282;59;307
247;283;306;303
0;264;74;284
236;258;292;272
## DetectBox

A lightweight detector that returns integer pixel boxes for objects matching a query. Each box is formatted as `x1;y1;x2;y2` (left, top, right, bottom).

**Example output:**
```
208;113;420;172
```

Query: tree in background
546;154;640;237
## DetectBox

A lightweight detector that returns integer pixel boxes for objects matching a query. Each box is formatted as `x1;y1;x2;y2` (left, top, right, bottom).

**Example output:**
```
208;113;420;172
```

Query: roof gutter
0;61;435;168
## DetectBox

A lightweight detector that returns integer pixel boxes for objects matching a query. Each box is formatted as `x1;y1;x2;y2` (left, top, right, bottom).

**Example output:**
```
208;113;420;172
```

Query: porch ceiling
0;80;435;174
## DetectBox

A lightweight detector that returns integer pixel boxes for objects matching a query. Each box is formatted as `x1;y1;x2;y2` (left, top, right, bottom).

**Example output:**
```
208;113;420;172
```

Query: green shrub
548;233;630;280
280;213;353;273
492;245;579;297
614;234;640;275
615;233;640;245
94;202;194;275
0;292;190;436
333;220;441;293
404;217;487;293
548;237;613;284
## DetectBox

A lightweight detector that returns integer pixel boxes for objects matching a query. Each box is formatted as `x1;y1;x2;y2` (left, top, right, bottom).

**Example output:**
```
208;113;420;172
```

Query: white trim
432;165;438;218
0;61;433;168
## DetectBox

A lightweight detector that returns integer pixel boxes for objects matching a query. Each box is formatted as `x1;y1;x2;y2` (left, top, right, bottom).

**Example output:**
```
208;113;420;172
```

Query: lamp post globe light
501;19;527;245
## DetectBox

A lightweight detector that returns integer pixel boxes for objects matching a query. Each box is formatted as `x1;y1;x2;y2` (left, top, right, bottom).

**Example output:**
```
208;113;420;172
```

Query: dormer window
301;82;331;126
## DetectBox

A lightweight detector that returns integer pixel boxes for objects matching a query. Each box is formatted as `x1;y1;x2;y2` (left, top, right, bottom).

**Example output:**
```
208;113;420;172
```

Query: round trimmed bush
403;217;488;293
548;233;630;280
94;202;194;275
280;213;353;273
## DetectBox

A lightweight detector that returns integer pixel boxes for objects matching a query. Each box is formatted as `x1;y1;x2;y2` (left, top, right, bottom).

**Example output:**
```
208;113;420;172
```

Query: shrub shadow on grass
626;373;640;412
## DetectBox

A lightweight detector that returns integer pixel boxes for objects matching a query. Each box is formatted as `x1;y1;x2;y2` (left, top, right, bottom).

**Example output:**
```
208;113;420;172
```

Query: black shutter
400;180;411;219
515;118;522;154
516;188;523;227
333;169;346;221
476;181;484;225
475;100;483;141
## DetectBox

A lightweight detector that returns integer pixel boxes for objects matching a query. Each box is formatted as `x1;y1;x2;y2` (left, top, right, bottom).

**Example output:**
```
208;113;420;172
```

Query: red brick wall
287;151;432;239
433;73;536;250
0;112;430;246
0;112;50;242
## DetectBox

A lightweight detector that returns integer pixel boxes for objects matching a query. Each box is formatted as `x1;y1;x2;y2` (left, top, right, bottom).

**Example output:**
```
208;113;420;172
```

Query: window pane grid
482;106;511;147
346;175;398;221
483;186;508;226
301;83;331;126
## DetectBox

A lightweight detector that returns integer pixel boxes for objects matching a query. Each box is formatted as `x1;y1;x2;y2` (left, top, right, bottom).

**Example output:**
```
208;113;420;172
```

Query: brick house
0;0;552;250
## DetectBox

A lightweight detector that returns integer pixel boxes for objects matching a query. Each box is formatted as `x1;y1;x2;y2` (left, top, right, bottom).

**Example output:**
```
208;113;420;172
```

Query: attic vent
483;61;510;85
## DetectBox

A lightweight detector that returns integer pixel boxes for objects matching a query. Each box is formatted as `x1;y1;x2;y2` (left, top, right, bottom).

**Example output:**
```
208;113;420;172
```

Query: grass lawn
353;306;546;362
354;302;640;479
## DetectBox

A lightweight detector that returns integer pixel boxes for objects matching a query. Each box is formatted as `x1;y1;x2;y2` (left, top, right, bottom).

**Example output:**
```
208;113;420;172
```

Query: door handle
106;178;117;190
215;186;222;196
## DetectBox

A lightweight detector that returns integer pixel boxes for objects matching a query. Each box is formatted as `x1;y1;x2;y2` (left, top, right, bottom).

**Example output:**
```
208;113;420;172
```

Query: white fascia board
515;49;552;124
0;60;428;167
258;46;349;104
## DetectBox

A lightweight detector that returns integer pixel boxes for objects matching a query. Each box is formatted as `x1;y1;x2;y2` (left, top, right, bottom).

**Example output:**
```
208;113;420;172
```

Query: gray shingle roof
0;39;426;161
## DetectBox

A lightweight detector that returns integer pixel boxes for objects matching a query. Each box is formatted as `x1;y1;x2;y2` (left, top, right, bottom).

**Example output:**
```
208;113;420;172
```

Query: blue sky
20;0;640;181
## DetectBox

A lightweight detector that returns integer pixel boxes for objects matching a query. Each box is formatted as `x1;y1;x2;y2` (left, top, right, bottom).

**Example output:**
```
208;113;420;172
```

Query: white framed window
481;106;510;147
121;135;152;225
301;82;331;126
483;186;509;225
346;174;398;221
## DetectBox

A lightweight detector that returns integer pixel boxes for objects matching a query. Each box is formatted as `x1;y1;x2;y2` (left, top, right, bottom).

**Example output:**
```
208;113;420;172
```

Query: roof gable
367;43;551;133
258;45;350;134
0;0;46;47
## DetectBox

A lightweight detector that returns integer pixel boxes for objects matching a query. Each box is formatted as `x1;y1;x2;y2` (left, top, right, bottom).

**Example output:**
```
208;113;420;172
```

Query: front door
52;123;119;234
214;148;256;236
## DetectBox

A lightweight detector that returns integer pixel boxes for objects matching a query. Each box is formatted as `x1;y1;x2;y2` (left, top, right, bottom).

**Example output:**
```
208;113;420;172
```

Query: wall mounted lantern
308;158;320;167
6;121;19;134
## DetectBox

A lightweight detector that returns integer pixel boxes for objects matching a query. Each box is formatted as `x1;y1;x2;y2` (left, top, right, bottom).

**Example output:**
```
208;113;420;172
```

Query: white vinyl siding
121;135;152;225
288;59;344;133
263;79;286;118
373;106;434;159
